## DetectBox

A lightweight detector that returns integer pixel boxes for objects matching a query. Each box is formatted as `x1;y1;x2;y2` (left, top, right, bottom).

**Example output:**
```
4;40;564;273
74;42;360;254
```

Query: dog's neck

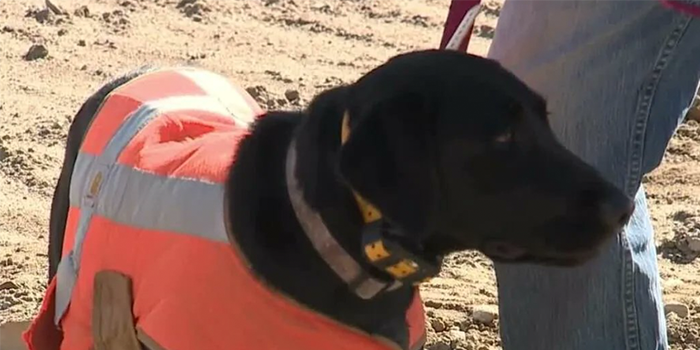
285;136;403;299
225;105;415;344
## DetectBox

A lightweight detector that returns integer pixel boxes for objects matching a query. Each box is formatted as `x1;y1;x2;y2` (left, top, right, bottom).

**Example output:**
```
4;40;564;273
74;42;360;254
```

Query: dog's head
338;50;633;266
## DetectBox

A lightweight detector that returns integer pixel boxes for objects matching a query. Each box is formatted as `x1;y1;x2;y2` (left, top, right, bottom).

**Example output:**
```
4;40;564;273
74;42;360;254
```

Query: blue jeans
487;1;700;349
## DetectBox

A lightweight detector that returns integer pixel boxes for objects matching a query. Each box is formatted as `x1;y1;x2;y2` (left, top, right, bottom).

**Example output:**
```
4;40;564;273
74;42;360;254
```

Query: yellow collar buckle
342;111;440;287
361;220;441;286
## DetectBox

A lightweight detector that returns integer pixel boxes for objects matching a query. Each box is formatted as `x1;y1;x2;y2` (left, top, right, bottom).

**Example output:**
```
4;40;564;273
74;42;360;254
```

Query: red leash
439;0;700;53
439;0;482;52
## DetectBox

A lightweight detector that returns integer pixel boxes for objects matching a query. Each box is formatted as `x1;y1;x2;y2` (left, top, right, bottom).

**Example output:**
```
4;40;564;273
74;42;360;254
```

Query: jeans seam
622;15;693;350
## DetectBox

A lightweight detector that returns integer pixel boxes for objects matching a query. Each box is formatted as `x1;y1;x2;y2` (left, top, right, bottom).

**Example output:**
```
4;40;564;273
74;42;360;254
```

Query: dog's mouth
481;240;600;267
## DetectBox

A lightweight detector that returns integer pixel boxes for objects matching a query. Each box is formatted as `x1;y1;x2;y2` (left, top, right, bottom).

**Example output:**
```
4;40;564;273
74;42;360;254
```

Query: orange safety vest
23;67;427;350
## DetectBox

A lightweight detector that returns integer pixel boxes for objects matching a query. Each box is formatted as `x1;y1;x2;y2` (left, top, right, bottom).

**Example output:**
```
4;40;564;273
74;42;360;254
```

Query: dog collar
285;141;401;299
340;112;440;287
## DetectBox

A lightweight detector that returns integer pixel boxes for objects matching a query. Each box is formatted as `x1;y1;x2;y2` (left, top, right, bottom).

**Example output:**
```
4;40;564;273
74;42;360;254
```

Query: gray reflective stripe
70;153;228;240
56;92;236;325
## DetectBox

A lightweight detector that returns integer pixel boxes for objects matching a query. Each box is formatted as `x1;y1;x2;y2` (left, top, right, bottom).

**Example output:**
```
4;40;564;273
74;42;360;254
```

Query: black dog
47;49;633;348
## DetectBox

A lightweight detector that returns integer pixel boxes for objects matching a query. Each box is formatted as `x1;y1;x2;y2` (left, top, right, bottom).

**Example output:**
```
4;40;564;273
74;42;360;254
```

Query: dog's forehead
432;84;521;127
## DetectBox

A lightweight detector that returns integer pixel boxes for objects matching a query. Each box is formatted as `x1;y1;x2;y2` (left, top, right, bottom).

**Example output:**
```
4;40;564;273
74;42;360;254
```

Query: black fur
49;50;634;348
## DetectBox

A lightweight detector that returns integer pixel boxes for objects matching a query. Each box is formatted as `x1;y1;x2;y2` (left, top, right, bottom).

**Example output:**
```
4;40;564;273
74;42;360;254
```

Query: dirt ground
1;0;699;349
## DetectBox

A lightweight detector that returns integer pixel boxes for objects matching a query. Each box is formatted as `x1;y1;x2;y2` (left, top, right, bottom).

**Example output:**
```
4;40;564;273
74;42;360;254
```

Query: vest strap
92;270;141;350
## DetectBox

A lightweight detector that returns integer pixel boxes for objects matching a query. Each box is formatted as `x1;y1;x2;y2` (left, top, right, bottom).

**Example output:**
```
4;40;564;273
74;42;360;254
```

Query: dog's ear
338;93;439;239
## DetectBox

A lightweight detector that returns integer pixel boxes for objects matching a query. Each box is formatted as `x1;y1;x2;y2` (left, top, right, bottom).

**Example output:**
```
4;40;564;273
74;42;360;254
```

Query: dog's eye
494;129;513;144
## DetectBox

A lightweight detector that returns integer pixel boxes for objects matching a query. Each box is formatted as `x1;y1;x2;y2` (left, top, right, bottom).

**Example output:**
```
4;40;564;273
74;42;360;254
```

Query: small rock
687;96;700;122
177;0;197;7
472;305;498;325
33;8;53;24
448;329;466;342
57;28;67;36
24;44;49;61
245;86;263;100
687;236;700;252
0;257;14;266
0;146;8;161
178;0;210;20
0;281;18;290
427;341;451;350
665;302;690;318
284;89;300;102
45;0;66;15
74;5;90;17
77;39;86;47
431;318;447;332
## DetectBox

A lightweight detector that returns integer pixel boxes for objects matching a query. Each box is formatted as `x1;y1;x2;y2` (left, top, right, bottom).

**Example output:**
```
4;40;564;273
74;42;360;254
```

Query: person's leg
487;2;700;349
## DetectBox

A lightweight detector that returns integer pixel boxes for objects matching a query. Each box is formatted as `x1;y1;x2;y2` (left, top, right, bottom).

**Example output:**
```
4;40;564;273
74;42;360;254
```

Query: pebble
688;97;700;122
449;328;466;340
284;89;300;102
665;302;690;318
472;305;498;325
687;236;700;252
0;257;13;266
33;9;53;24
24;44;49;61
74;5;90;17
431;318;447;332
245;85;269;101
0;281;18;291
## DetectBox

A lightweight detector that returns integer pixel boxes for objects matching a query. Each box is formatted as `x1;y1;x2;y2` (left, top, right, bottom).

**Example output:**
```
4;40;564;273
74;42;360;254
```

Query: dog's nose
599;192;635;231
576;187;635;232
